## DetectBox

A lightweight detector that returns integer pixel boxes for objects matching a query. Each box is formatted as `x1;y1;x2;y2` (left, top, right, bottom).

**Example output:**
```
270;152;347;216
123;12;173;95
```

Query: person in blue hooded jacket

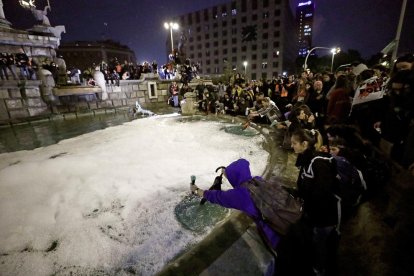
190;158;281;249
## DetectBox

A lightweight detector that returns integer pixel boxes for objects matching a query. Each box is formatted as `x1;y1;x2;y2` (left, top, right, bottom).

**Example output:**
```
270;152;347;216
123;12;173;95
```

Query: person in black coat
291;128;341;276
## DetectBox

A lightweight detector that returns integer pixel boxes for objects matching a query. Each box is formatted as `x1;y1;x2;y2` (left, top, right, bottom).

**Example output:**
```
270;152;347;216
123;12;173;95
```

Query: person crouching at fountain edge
246;97;283;128
190;159;281;249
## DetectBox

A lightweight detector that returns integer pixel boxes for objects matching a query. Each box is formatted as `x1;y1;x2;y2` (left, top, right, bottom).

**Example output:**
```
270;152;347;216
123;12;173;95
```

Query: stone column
181;92;197;115
0;0;12;28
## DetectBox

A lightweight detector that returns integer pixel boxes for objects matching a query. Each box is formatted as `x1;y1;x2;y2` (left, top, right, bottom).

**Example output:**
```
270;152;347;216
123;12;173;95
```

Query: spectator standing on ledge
169;81;179;107
15;51;29;80
0;53;9;80
5;53;18;80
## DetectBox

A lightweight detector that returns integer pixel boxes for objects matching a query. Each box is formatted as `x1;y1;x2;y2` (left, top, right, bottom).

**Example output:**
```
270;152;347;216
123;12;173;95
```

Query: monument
0;0;66;122
19;0;66;40
0;0;11;29
0;0;65;55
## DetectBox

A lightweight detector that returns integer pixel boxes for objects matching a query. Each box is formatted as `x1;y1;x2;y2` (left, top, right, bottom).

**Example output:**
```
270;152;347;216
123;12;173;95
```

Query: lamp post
330;47;340;73
391;0;407;67
304;46;340;72
243;61;248;77
164;22;179;53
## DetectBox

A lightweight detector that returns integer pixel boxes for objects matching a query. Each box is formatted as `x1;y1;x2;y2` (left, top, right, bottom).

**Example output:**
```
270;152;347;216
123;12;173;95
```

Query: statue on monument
21;0;65;39
177;31;187;59
31;4;51;26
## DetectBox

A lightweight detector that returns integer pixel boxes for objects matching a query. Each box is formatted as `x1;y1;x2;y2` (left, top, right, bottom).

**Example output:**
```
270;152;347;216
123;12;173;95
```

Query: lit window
232;9;237;15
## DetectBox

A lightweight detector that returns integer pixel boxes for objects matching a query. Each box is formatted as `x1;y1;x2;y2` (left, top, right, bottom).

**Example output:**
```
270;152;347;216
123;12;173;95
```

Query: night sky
3;0;413;64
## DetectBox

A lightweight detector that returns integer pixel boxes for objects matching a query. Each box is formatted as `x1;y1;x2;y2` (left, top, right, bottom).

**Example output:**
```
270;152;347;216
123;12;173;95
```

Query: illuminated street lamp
243;61;248;76
330;47;341;73
18;0;36;9
304;46;340;72
164;21;179;53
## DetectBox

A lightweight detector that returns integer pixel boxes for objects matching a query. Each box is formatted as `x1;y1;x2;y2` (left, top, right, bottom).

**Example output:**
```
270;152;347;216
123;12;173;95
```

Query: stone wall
0;75;213;125
53;75;172;114
0;80;50;124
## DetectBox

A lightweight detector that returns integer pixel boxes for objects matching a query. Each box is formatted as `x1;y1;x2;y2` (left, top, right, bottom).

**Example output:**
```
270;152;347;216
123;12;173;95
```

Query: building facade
57;40;136;71
172;0;297;80
296;0;315;57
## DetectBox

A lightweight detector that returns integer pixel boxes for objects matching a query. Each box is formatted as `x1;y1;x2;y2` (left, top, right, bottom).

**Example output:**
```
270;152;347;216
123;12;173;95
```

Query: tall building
57;40;136;71
172;0;297;80
296;0;315;57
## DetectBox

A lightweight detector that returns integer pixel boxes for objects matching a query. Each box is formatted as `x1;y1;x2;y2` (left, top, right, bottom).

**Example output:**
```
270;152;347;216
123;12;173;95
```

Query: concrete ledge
200;227;275;276
0;80;42;88
158;212;275;276
53;86;102;96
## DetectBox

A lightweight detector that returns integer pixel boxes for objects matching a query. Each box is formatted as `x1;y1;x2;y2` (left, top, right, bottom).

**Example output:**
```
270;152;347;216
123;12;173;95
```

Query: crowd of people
0;45;201;87
0;51;74;85
83;54;200;86
187;54;413;275
177;55;413;173
0;51;37;81
0;52;165;86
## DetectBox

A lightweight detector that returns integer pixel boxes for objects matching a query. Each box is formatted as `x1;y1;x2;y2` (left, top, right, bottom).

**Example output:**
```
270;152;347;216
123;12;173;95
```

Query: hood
352;63;368;76
225;159;252;188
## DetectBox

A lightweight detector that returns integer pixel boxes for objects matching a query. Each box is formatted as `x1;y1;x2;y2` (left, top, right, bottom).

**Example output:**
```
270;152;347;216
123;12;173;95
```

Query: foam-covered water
0;115;269;275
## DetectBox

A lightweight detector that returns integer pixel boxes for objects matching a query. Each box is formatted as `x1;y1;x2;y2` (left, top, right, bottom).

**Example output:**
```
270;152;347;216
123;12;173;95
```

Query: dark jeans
19;66;30;80
276;217;339;276
0;65;8;80
312;226;339;276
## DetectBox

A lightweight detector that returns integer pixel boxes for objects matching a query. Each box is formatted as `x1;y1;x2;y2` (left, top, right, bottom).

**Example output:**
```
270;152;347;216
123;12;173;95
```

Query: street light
391;0;407;67
330;47;340;73
243;61;248;76
164;21;179;53
304;46;340;72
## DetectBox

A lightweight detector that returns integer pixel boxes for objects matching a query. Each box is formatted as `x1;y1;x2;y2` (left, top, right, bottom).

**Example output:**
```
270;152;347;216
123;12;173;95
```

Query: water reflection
222;125;259;136
0;113;134;154
175;195;230;233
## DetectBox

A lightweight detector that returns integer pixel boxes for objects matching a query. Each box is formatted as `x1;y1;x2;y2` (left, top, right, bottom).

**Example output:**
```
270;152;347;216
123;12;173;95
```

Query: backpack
333;155;367;208
241;176;303;235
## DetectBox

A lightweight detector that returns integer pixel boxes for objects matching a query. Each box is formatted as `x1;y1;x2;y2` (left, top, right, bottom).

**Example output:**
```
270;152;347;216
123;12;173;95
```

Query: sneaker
270;120;278;127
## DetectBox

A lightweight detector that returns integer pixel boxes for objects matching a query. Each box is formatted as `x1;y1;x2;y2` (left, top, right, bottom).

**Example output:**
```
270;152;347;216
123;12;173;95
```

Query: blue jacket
203;159;281;249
